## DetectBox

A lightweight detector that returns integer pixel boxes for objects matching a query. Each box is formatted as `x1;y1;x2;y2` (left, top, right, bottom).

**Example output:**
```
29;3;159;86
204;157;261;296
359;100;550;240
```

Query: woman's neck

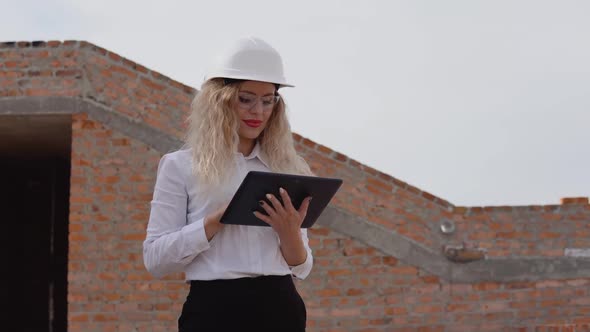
238;138;256;156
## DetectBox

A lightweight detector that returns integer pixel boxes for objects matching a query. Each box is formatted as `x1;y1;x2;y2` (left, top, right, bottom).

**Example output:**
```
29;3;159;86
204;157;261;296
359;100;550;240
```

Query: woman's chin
239;127;264;139
238;132;259;141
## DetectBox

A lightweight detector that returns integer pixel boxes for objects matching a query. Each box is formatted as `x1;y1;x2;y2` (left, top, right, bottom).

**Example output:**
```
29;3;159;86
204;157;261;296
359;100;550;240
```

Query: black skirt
178;274;307;332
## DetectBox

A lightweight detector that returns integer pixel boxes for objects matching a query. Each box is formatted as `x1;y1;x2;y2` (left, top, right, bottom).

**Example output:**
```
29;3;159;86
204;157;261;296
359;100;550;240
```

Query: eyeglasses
237;92;280;111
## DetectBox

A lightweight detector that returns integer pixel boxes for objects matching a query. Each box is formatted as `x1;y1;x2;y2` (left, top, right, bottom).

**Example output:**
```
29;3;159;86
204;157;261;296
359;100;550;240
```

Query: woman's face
233;80;277;142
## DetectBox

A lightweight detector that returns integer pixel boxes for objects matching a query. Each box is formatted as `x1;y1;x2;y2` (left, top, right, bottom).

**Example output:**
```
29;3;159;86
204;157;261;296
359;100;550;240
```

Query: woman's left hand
253;187;312;238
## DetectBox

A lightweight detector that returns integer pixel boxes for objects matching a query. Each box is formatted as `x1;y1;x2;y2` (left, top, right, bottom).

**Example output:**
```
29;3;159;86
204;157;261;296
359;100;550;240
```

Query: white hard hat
204;37;294;88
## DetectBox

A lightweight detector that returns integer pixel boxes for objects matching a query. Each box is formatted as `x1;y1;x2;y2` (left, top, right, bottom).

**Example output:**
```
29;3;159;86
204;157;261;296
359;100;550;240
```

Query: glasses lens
237;93;279;110
261;96;276;107
238;93;256;109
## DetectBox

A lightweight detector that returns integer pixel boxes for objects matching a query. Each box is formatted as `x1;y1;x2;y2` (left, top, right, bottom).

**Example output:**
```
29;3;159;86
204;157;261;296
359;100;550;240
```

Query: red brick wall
293;131;590;259
0;40;194;138
1;41;82;97
294;133;451;251
2;40;590;331
302;225;590;331
450;204;590;258
68;113;186;331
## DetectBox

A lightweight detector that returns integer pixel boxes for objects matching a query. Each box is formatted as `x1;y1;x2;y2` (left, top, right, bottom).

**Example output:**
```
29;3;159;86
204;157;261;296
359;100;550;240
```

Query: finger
253;211;274;226
279;187;296;214
298;196;312;220
258;199;277;218
266;193;286;216
221;202;230;212
216;202;231;220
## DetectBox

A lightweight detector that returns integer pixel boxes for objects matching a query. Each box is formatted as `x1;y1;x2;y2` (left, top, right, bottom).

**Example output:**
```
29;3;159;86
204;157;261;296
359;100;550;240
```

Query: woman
143;37;314;332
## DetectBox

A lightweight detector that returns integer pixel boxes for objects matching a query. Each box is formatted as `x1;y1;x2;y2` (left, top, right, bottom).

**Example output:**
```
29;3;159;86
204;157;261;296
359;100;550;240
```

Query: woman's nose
250;100;264;114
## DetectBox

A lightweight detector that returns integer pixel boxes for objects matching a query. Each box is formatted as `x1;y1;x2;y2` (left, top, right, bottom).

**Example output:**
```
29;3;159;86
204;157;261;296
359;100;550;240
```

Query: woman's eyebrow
239;90;275;97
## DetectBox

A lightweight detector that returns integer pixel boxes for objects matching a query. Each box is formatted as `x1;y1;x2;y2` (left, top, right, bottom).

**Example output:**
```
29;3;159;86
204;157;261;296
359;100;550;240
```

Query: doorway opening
0;114;71;332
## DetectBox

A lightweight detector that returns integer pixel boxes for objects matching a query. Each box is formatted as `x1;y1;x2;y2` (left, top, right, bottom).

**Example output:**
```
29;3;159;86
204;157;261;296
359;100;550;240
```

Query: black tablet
220;171;343;228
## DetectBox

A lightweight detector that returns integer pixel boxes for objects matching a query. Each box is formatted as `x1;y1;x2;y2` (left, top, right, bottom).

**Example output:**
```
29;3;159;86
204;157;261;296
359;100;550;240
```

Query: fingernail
266;194;272;199
309;197;313;202
279;187;285;194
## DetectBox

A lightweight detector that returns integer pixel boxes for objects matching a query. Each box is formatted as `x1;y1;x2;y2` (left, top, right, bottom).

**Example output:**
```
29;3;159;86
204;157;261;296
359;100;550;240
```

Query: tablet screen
220;171;343;228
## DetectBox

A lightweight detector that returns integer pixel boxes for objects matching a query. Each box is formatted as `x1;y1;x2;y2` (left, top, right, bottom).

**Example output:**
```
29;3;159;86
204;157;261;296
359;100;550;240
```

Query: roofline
0;40;196;95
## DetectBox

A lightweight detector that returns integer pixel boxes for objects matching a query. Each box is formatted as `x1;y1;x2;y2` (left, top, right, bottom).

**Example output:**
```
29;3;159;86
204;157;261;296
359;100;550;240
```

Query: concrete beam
0;97;184;153
319;206;590;283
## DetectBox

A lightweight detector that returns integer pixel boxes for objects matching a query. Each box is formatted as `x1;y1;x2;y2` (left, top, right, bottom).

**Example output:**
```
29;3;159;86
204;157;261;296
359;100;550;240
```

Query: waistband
189;274;293;293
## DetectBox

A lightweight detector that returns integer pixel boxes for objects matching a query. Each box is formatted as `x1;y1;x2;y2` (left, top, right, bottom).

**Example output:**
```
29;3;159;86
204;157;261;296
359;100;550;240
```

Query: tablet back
220;171;343;228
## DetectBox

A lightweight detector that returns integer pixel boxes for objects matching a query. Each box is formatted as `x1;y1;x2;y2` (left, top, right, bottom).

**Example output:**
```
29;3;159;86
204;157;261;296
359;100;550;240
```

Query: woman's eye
262;100;274;105
239;96;253;103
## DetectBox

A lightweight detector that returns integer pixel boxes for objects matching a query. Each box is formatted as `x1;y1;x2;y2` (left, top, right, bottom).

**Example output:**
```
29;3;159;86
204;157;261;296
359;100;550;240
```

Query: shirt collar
236;140;271;169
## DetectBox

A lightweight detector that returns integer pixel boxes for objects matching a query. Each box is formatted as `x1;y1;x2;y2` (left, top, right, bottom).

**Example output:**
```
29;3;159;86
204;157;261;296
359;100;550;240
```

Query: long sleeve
143;153;210;279
289;228;314;280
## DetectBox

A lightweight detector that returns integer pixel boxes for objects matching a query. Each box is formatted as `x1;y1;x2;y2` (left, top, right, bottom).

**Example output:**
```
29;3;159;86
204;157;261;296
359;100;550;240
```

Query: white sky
2;0;589;206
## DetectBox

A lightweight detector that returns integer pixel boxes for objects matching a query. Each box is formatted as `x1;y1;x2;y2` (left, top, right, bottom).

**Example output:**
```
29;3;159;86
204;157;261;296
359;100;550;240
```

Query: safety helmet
204;37;294;88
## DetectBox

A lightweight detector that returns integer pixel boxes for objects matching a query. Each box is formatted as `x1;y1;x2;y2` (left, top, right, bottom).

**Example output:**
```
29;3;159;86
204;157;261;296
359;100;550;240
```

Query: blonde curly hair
182;78;313;187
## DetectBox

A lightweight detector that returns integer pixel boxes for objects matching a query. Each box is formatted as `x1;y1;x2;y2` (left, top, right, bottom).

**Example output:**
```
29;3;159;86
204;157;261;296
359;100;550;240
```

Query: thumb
216;202;230;218
219;202;230;213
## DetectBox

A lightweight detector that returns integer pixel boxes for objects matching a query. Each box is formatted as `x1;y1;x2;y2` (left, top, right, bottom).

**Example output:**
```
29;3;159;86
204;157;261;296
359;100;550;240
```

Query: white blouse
143;142;313;281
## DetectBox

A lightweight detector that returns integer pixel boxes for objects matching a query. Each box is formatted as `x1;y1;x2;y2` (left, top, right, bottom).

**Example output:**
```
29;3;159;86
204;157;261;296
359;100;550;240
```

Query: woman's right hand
204;203;229;241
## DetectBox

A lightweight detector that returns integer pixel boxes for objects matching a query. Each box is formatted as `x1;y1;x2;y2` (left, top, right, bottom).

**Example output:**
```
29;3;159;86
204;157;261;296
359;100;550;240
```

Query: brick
421;190;437;202
390;266;418;275
301;138;316;148
566;279;590;287
506;281;536;289
366;177;393;193
483;292;511;301
539;232;561;239
141;77;166;91
561;197;589;204
383;256;399;266
317;289;341;297
346;288;364;296
307;308;327;317
309;226;330;236
333;152;348;162
317;144;332;155
482;301;509;312
420;275;440;284
56;69;82;77
347;158;362;170
331;308;361;317
536;280;564;288
111;138;130;146
93;314;117;322
446;303;477;312
70;314;89;322
473;282;501;291
360;164;378;176
327;269;352;277
122;233;145;241
368;318;393;326
571;297;590;305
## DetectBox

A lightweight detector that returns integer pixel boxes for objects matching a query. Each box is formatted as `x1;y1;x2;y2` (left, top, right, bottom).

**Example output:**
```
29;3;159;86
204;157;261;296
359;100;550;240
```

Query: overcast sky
2;0;589;206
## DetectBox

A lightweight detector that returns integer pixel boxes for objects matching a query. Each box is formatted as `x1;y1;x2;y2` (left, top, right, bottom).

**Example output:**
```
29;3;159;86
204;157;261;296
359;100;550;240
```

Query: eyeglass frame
235;91;281;112
223;78;282;112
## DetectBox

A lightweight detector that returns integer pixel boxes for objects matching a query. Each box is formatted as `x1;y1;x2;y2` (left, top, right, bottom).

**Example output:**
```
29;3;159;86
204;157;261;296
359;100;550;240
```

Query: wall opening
0;114;71;331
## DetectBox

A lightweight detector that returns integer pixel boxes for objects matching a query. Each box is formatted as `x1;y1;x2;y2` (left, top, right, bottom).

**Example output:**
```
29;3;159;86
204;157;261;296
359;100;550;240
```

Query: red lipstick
243;120;262;128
